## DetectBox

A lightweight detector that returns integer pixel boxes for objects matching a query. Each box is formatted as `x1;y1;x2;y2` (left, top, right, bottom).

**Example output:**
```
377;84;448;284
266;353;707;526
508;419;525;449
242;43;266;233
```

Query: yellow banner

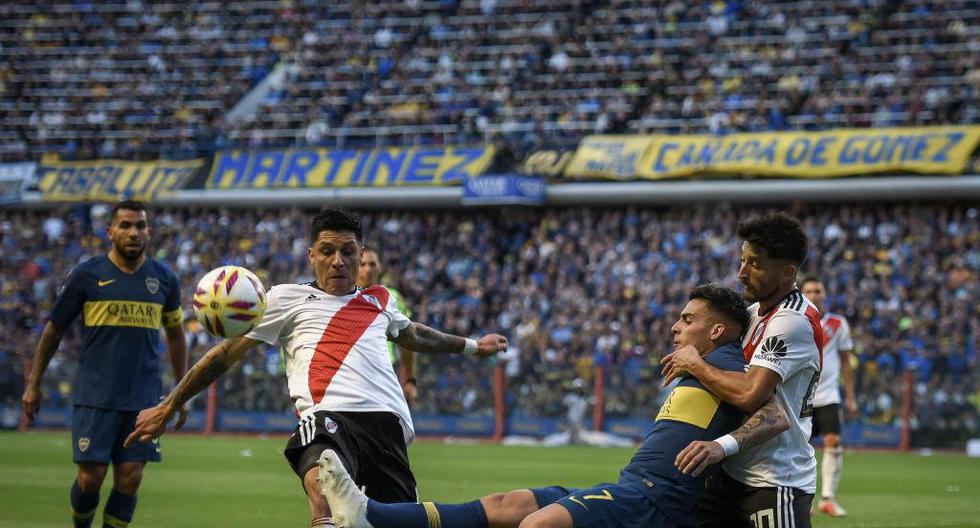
563;135;654;179
37;157;202;202
207;146;496;189
564;127;980;179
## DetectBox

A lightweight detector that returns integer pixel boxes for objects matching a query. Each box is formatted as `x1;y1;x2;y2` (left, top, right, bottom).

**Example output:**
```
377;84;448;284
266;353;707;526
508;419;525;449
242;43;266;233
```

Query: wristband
404;377;417;385
714;434;740;457
463;338;479;355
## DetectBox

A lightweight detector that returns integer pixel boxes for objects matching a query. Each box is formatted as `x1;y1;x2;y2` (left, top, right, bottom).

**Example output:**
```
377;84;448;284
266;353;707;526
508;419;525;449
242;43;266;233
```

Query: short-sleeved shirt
725;289;824;493
813;313;854;407
244;283;416;444
50;256;182;410
618;341;747;525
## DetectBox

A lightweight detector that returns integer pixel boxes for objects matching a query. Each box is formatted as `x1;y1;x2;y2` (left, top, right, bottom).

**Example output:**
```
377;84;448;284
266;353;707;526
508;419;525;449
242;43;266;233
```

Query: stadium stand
1;203;977;446
3;0;977;160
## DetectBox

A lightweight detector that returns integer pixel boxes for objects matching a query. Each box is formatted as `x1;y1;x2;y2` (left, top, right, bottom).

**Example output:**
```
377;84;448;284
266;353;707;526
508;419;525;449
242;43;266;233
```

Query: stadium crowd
0;203;977;446
2;0;978;160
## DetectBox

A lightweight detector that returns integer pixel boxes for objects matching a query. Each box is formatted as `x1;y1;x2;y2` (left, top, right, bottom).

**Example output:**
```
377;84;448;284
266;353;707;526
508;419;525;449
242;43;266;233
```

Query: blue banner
207;146;495;189
462;174;546;205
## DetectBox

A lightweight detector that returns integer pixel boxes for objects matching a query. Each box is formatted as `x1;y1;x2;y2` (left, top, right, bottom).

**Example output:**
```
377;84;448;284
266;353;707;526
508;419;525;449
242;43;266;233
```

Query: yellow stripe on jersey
83;300;164;330
655;386;720;429
162;307;183;328
422;502;442;528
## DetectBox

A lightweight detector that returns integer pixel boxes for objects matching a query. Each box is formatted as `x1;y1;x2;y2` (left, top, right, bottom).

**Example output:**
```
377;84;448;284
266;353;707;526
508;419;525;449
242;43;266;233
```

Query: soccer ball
192;265;267;338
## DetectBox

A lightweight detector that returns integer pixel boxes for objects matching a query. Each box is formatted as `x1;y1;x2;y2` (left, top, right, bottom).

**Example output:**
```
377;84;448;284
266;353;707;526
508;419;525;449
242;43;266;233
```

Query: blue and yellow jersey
50;255;182;410
618;341;747;524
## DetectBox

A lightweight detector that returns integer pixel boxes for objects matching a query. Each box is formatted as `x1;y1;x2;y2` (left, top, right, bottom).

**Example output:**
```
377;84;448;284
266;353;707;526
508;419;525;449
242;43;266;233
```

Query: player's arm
840;346;857;416
400;347;418;402
662;347;781;413
21;321;66;423
124;335;262;446
676;394;790;476
162;322;189;429
391;322;507;358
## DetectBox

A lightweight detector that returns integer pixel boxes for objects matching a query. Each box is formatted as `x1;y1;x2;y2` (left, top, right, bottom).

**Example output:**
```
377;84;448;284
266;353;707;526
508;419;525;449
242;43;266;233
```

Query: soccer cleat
818;498;847;517
317;450;373;528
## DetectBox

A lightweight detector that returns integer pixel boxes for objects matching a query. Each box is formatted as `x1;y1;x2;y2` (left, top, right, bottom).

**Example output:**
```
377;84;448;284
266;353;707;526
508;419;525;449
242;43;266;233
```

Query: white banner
0;162;37;204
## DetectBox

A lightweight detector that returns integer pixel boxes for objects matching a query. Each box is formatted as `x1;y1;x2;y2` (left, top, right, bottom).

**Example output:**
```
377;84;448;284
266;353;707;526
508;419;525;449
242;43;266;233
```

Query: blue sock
102;489;137;528
71;480;100;528
367;499;488;528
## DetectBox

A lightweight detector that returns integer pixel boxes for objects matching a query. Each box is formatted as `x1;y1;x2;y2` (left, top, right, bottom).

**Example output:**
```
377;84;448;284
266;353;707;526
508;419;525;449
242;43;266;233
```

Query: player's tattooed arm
392;323;508;358
675;394;789;476
731;393;790;450
161;336;260;408
126;336;262;446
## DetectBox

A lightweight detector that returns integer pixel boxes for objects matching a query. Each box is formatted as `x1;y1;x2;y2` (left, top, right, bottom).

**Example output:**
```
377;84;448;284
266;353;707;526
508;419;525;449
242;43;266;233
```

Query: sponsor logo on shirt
304;294;322;303
97;279;116;287
755;335;788;364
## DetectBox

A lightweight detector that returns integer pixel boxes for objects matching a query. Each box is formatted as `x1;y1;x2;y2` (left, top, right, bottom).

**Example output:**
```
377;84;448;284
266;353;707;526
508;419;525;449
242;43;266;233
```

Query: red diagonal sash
308;285;390;404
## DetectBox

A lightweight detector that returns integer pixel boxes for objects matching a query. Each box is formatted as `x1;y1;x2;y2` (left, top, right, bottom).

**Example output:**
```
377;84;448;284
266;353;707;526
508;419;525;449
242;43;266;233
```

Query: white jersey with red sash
245;283;415;443
724;289;824;493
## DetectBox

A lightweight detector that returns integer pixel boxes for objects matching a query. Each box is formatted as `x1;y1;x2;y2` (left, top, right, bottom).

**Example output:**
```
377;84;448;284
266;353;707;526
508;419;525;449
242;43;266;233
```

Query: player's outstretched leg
317;450;494;528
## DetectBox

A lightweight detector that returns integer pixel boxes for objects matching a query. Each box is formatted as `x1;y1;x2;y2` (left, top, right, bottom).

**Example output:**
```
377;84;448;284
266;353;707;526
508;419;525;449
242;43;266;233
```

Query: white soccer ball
192;265;267;339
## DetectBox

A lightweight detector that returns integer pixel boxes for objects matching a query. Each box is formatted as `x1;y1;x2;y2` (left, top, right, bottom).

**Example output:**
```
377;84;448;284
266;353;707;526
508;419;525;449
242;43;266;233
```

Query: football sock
102;489;137;528
821;445;843;499
310;516;335;527
367;499;489;528
70;480;99;528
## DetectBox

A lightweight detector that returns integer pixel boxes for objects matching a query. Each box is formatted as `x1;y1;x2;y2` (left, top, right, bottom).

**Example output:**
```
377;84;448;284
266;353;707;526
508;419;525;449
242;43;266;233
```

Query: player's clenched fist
675;440;725;477
475;334;508;358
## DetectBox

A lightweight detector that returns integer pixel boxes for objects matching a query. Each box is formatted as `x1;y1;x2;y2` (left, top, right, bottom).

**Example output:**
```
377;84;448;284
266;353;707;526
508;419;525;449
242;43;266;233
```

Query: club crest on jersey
78;437;90;452
756;336;788;364
145;277;160;294
362;294;383;311
324;417;339;434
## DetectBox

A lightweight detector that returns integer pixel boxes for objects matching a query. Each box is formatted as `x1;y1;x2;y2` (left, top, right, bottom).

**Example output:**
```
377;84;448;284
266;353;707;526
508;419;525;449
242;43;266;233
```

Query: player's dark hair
737;212;808;266
109;199;147;223
310;208;362;243
690;283;751;337
361;245;380;258
800;274;822;287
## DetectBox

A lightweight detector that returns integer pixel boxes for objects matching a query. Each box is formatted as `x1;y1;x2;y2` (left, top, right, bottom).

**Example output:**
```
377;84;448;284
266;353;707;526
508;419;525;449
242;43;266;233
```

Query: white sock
822;446;843;500
310;516;335;527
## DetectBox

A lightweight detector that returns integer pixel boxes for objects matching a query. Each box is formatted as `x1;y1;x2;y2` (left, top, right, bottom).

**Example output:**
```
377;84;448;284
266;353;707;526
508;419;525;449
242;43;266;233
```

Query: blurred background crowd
1;202;977;446
2;0;977;162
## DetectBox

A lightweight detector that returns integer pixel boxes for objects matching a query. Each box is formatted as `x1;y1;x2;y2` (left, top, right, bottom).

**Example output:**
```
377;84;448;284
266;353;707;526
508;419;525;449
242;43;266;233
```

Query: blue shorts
72;406;161;464
554;482;682;528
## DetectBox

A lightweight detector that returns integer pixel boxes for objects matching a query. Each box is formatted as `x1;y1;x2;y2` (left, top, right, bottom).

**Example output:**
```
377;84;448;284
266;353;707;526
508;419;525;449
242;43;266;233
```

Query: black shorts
699;470;813;528
811;404;842;437
283;410;417;503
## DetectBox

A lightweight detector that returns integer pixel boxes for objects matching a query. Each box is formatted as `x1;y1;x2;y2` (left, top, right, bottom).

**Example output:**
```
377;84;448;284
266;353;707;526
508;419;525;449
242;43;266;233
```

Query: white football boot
317;450;374;528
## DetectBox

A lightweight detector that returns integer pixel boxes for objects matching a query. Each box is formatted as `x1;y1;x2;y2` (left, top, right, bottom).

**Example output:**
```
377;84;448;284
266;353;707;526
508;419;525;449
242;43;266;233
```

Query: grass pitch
1;431;978;527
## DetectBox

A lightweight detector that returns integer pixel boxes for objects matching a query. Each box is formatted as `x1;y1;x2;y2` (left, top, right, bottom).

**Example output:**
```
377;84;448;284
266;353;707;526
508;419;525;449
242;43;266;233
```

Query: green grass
1;431;978;527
